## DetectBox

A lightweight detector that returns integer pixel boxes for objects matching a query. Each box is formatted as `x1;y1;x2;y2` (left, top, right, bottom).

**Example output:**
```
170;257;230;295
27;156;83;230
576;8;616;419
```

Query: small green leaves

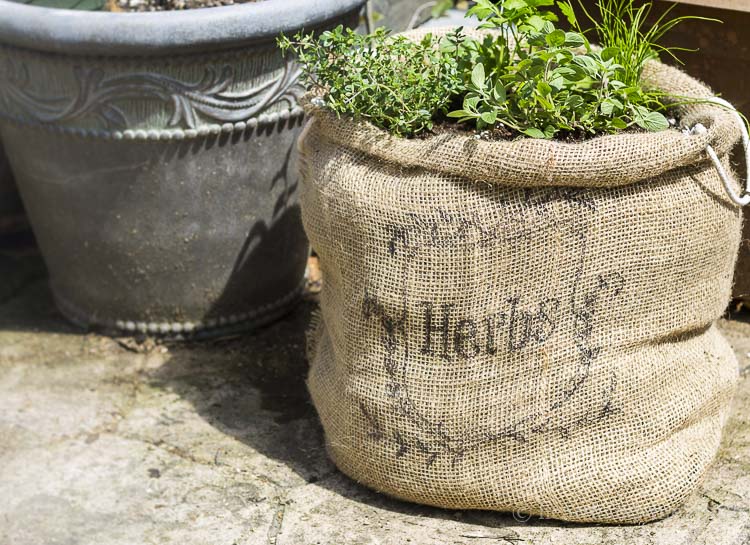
284;0;682;140
278;27;466;137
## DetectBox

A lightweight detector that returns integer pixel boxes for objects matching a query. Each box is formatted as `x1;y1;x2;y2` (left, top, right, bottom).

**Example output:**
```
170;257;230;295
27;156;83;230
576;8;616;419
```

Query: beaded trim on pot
0;106;306;140
52;277;307;338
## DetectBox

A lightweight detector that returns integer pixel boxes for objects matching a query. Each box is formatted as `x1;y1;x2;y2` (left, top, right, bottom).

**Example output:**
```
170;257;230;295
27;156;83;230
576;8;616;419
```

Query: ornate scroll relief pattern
0;55;304;136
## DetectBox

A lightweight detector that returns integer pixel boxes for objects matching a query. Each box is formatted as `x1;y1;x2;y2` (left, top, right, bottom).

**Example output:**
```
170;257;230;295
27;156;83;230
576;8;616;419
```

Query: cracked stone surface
0;235;749;545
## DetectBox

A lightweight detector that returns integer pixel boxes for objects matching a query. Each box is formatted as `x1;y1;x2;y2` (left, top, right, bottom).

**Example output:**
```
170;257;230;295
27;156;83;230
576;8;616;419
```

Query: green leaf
548;75;564;90
468;0;498;19
536;94;554;110
464;95;480;110
430;0;454;18
556;1;577;25
492;80;507;102
480;111;498;124
525;14;547;31
600;97;623;116
515;58;533;72
552;66;577;79
561;64;587;82
565;95;584;109
522;127;547;138
537;80;552;95
471;63;486;90
572;55;598;76
564;32;585;48
447;109;474;118
545;29;566;47
601;47;620;62
634;109;669;132
504;0;528;10
611;117;628;129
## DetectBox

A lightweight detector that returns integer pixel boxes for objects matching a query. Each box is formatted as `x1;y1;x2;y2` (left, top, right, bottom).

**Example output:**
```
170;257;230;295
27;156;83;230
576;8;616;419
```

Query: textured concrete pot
0;0;364;337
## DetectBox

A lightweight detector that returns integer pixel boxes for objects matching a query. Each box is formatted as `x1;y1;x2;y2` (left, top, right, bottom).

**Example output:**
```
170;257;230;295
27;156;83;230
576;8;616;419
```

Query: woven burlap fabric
298;33;743;523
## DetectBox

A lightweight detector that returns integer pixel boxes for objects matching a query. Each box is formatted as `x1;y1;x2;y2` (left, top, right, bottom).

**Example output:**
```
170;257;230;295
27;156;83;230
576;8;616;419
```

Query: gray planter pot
0;0;365;338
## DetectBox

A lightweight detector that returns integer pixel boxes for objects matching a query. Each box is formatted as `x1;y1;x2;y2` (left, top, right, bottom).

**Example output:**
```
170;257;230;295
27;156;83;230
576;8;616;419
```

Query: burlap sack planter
299;56;743;524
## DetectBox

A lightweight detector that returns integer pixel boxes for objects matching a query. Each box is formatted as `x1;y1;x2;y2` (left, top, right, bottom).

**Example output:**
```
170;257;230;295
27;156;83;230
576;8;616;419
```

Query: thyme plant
279;27;465;137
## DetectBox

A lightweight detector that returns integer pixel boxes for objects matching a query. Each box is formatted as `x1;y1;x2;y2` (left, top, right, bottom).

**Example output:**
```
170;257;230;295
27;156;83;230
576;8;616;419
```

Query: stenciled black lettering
362;291;406;358
485;312;507;355
508;297;532;352
386;225;409;256
420;301;453;360
454;319;480;359
532;298;561;343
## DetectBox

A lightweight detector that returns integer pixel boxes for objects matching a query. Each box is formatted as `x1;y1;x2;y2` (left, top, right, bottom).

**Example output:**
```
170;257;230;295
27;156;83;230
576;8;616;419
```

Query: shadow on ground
0;230;79;335
0;233;643;532
148;296;594;533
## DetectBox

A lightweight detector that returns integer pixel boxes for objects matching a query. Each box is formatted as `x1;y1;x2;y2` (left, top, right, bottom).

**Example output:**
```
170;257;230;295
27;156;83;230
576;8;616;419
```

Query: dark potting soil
106;0;260;11
419;95;667;143
423;117;657;143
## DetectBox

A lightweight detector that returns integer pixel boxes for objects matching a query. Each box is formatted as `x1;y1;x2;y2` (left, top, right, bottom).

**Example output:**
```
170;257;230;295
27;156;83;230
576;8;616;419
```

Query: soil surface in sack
423;117;655;142
106;0;260;11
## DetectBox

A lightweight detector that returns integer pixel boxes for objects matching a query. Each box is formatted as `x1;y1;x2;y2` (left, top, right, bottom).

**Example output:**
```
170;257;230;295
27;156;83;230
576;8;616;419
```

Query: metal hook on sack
687;96;750;207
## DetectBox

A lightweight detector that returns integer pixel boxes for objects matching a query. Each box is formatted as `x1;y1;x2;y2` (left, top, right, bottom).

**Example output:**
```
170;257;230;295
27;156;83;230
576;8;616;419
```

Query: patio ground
0;233;749;545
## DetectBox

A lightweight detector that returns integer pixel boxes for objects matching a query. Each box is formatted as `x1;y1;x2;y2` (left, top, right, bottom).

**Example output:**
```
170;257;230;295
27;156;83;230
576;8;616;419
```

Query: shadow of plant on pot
0;140;28;235
0;0;366;339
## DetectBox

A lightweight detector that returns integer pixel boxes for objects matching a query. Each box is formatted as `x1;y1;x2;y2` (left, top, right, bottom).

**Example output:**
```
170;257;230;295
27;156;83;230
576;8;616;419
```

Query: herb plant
279;26;465;137
280;0;713;140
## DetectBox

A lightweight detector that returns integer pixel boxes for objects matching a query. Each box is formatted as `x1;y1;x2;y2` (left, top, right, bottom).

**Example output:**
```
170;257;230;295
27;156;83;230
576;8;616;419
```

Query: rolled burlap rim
300;28;742;189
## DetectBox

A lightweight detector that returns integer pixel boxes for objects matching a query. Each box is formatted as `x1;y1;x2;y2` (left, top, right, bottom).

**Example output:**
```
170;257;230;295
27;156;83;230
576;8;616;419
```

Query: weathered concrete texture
0;239;749;545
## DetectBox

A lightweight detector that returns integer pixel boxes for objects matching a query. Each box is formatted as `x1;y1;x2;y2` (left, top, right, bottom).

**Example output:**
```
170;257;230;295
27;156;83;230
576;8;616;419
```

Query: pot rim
0;0;366;56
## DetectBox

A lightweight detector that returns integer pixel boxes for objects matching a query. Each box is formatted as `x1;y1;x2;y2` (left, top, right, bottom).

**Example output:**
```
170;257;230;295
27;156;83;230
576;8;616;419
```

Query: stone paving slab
0;242;748;545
